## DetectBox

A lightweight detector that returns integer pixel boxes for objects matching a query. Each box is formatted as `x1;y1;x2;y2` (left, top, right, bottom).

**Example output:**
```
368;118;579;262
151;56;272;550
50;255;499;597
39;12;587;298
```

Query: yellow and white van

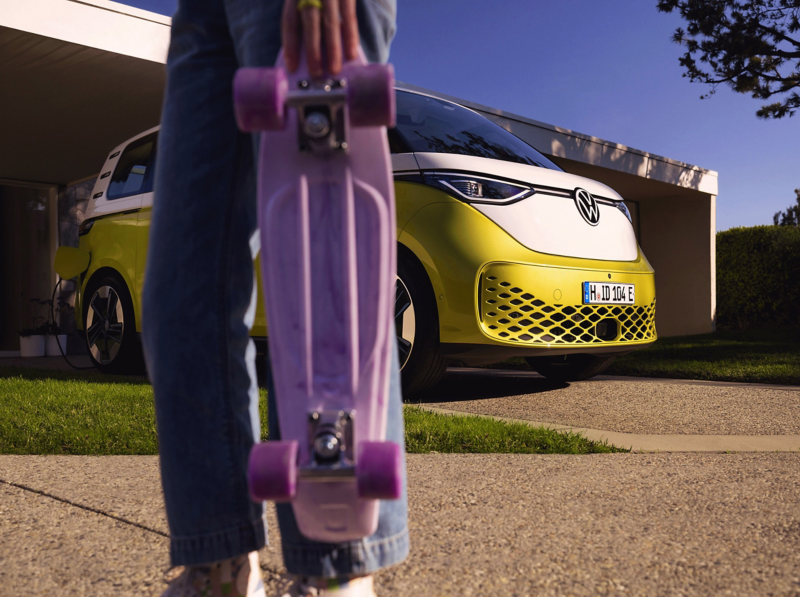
55;89;656;392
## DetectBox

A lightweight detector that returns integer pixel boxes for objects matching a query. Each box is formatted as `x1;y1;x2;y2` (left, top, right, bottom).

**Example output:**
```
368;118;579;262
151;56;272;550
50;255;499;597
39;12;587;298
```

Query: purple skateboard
234;50;401;543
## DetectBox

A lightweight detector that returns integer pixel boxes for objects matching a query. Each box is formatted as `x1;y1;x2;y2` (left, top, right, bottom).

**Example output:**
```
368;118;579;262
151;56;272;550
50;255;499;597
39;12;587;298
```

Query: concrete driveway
1;367;799;595
414;368;800;452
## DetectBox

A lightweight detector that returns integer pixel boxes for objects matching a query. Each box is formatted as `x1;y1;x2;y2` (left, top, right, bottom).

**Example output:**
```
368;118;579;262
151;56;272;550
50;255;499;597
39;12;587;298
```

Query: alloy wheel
85;285;125;365
395;276;416;370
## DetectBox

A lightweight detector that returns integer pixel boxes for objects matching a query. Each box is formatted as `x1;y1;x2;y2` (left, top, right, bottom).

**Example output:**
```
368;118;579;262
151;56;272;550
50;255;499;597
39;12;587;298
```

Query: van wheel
83;273;143;374
525;354;615;382
396;252;448;395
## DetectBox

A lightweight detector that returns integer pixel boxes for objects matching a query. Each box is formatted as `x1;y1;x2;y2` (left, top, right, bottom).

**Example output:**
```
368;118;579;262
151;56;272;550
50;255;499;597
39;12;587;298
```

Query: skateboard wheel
356;441;402;500
233;67;288;132
248;441;298;502
345;63;395;128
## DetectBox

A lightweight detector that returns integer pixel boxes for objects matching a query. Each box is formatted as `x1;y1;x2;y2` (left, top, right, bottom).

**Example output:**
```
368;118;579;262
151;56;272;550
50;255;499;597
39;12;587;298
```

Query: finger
282;0;300;72
339;0;358;62
302;6;323;77
323;0;342;75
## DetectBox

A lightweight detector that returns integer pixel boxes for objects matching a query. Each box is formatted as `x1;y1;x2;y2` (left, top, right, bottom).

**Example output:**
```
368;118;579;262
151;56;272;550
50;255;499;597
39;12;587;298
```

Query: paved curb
414;405;800;453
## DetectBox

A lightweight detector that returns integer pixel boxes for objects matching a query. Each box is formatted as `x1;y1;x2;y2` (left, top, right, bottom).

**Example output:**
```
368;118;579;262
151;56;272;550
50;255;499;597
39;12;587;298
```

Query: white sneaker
162;552;266;597
275;574;376;597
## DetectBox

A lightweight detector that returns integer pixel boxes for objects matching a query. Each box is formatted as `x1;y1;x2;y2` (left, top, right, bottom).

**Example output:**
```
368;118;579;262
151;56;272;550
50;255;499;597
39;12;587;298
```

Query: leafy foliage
716;225;800;329
774;188;800;225
657;0;800;119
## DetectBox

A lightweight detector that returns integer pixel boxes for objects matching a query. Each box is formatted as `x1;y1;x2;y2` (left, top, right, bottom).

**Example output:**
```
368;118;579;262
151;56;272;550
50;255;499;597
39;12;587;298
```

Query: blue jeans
141;0;407;575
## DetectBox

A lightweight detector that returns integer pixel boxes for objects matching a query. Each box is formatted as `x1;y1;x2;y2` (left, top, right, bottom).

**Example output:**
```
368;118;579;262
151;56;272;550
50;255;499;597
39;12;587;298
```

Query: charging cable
50;278;95;371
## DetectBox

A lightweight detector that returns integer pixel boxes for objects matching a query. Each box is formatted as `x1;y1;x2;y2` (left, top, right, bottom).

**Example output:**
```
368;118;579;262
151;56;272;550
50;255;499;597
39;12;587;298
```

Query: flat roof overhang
0;0;169;185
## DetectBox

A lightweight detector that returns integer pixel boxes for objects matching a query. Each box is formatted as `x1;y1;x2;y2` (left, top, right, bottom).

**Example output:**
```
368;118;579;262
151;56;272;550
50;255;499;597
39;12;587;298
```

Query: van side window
107;134;156;200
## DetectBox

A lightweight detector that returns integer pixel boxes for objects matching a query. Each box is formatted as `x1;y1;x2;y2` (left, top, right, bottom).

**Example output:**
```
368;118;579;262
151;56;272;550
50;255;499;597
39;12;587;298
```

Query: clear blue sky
124;0;799;232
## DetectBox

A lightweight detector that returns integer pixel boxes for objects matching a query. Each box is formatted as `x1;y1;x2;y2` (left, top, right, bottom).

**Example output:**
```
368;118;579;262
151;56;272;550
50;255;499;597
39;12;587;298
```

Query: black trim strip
93;192;103;198
532;189;615;204
594;197;618;206
393;172;424;184
478;274;483;322
532;189;572;199
420;168;624;205
531;184;617;204
79;208;142;235
450;191;534;206
109;151;120;159
100;171;111;179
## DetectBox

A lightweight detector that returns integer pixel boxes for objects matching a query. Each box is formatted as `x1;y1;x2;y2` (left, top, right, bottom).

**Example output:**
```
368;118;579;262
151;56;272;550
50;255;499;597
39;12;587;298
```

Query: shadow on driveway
408;367;568;404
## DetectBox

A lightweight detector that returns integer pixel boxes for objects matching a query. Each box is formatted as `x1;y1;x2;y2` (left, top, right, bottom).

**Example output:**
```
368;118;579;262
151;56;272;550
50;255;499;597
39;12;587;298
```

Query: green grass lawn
0;366;624;456
606;328;800;385
404;407;621;454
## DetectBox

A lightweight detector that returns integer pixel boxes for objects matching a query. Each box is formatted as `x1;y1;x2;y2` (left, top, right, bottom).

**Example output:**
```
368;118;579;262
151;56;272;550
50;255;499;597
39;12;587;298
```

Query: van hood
413;152;638;262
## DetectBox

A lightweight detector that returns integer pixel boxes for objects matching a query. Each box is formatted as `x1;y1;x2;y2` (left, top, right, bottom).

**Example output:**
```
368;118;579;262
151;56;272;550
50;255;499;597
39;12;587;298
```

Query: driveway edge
412;405;800;453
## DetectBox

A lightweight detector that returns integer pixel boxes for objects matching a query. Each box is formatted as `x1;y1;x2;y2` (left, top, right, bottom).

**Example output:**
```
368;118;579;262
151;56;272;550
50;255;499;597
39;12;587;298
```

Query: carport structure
0;0;717;355
0;0;167;354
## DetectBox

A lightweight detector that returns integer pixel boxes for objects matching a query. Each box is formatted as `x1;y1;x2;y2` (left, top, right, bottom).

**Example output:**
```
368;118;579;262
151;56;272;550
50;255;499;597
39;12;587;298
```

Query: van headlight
78;219;95;236
423;172;533;205
616;201;632;223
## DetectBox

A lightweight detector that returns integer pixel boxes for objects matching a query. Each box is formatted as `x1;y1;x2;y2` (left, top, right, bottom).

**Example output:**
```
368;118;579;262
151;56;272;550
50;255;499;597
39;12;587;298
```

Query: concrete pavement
2;453;800;596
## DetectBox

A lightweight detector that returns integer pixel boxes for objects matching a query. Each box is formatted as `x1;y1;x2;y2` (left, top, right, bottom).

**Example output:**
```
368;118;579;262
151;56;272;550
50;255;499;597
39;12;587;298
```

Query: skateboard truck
301;410;356;481
290;79;348;154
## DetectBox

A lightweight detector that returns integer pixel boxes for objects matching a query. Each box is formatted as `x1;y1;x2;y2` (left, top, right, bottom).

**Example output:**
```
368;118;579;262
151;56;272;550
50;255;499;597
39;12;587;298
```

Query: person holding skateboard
142;0;408;595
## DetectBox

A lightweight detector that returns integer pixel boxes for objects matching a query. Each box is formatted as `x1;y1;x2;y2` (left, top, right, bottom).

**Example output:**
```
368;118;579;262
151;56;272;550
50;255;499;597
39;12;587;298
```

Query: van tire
396;251;448;395
83;272;144;374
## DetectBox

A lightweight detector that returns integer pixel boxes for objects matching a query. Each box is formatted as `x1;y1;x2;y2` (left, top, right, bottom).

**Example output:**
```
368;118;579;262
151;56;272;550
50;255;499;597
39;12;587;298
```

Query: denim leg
144;0;404;572
142;0;265;567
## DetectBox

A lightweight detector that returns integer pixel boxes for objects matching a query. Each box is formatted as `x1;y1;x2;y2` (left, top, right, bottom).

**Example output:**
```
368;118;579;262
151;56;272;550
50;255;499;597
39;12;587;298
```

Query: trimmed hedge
717;225;800;330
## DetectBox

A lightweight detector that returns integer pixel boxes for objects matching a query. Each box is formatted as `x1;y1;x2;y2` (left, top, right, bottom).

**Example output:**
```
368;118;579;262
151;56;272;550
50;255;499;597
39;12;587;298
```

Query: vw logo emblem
574;188;600;226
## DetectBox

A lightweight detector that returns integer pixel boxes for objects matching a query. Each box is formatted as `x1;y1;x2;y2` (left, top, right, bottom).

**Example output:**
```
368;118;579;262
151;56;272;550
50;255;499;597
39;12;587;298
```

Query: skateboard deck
234;50;401;543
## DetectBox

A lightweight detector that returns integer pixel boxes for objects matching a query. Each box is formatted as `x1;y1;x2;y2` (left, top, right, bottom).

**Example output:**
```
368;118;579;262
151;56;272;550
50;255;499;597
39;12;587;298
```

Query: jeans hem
170;516;268;567
281;528;410;577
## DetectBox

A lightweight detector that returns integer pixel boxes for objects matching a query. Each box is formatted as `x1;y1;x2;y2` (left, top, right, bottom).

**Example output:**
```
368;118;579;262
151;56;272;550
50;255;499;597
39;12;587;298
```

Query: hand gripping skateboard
233;50;401;543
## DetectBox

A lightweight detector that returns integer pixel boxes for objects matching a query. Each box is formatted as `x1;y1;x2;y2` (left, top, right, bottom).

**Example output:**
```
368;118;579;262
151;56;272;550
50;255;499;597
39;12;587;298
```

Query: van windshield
392;91;562;171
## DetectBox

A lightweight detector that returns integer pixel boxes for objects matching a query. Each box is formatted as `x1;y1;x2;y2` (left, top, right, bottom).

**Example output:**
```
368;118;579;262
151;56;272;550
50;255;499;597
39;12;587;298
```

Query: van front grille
480;276;656;345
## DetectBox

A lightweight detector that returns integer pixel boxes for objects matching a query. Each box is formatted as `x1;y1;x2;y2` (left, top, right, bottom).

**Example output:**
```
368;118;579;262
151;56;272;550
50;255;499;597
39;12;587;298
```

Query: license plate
583;282;635;305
